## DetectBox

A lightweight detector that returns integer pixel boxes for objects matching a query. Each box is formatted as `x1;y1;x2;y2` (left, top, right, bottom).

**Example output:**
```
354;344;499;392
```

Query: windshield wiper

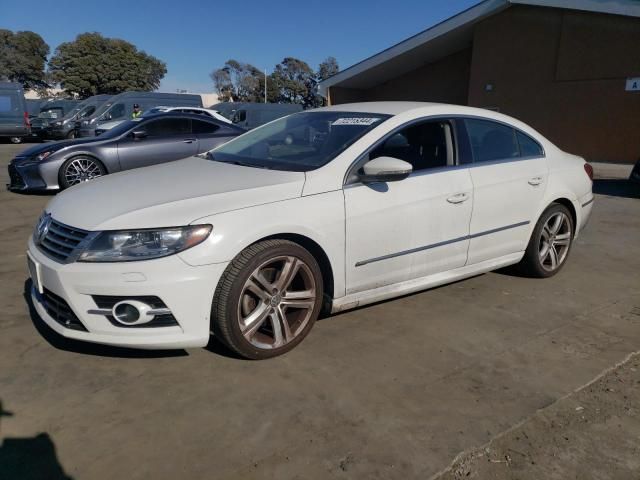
209;156;272;170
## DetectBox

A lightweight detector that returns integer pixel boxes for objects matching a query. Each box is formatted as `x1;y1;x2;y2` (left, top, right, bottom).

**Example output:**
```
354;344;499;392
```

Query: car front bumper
27;237;228;349
7;161;51;191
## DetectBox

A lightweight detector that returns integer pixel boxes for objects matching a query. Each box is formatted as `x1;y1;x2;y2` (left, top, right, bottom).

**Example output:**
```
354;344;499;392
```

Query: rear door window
192;119;219;134
465;118;519;163
143;118;191;137
516;131;544;157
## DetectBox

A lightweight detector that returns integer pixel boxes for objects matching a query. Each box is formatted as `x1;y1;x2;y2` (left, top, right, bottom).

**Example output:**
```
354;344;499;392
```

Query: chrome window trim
355;221;530;267
343;115;461;186
343;114;546;187
462;116;546;164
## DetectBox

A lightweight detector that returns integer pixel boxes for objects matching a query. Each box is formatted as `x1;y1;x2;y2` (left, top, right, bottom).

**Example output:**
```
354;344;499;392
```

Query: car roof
138;111;245;130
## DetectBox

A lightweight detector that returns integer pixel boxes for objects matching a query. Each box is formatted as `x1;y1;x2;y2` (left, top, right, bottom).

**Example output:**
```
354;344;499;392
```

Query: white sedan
27;102;594;359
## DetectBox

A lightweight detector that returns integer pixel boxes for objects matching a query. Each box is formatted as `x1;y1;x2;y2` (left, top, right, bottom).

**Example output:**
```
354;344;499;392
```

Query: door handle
183;138;196;143
447;193;469;204
528;176;543;186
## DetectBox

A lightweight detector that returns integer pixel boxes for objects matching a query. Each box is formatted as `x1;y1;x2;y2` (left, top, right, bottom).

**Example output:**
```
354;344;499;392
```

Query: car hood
45;157;306;230
16;137;103;158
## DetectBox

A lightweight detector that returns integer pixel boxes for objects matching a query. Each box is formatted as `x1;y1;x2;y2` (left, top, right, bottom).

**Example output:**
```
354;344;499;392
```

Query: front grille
38;219;90;262
92;295;179;328
41;288;87;331
8;164;25;188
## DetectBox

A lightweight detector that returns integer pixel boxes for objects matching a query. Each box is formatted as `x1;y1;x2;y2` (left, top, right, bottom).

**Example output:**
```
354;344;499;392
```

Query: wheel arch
546;196;577;233
254;232;335;310
61;152;109;173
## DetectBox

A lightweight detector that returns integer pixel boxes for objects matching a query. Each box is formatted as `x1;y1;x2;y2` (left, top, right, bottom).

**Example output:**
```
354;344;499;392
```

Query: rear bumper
27;237;228;349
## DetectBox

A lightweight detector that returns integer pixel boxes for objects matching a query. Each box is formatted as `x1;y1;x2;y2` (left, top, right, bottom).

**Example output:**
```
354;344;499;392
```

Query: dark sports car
8;112;245;192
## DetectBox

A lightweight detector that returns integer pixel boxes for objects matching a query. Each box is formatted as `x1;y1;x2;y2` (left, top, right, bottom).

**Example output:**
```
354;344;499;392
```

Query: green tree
210;60;265;102
0;29;50;89
271;57;316;106
48;33;166;97
317;56;339;81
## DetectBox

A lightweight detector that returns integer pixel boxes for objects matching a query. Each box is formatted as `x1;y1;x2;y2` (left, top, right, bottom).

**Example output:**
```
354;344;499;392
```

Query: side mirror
359;156;412;183
132;130;148;140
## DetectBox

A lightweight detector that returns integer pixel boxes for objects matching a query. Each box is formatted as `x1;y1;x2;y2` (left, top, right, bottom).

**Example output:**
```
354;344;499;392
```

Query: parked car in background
24;102;593;359
46;95;112;140
212;102;302;130
0;82;29;144
78;92;202;137
8;112;244;191
29;99;81;140
94;106;232;136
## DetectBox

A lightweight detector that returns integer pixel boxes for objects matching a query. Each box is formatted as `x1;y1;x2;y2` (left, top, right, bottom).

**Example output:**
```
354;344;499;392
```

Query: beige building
319;0;640;164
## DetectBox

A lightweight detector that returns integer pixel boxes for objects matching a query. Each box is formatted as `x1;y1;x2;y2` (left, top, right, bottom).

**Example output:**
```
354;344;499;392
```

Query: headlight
53;121;62;126
35;150;54;162
78;225;212;262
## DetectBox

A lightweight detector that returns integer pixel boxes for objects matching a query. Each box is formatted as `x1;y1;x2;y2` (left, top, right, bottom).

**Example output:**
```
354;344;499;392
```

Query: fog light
88;299;173;327
113;302;140;324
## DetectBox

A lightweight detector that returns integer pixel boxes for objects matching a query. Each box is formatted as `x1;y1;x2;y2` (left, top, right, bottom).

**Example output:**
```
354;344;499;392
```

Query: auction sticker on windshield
332;117;382;126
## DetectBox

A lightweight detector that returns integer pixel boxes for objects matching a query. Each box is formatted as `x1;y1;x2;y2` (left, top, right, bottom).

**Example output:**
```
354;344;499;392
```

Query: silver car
8;112;245;192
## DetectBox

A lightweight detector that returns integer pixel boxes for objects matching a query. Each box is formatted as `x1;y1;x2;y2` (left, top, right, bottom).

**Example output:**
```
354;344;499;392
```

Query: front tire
517;203;574;278
66;130;77;140
59;156;106;189
10;136;22;144
212;240;324;359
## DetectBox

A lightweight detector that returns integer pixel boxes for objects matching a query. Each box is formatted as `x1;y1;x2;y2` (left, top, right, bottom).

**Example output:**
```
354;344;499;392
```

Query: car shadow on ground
593;179;639;199
9;189;56;196
23;280;188;359
0;400;73;480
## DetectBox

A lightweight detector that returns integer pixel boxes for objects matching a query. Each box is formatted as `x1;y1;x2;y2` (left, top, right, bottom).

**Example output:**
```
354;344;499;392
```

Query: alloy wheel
237;255;317;350
538;211;572;272
64;158;103;186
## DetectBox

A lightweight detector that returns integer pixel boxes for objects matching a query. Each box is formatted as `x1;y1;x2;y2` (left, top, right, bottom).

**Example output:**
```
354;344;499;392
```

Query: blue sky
4;0;479;93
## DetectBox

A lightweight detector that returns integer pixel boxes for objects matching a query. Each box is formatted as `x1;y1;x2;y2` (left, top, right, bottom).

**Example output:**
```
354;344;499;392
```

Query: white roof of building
318;0;640;95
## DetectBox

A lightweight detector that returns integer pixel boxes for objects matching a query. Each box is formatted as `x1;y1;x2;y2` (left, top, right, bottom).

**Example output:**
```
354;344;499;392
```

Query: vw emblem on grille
35;213;52;244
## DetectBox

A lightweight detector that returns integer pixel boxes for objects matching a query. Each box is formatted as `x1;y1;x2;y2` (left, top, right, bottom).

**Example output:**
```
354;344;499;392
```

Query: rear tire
9;136;22;144
516;203;574;278
211;240;324;359
59;156;106;189
66;130;77;140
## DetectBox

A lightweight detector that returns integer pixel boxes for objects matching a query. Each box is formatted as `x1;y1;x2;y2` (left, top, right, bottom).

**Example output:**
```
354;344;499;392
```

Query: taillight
583;163;593;181
23;112;30;128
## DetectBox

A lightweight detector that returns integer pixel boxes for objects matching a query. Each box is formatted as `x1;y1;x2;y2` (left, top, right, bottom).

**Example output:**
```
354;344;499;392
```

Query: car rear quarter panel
179;190;347;299
537;152;592;236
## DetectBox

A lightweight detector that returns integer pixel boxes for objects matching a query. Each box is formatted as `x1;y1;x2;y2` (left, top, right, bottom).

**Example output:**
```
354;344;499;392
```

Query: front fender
179;191;346;298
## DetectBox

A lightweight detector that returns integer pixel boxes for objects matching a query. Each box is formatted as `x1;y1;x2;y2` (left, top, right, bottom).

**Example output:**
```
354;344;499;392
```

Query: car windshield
38;108;64;119
209;111;390;171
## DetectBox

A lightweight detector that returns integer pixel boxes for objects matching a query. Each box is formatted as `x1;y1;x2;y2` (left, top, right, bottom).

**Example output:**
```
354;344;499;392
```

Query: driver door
117;117;198;170
344;119;473;295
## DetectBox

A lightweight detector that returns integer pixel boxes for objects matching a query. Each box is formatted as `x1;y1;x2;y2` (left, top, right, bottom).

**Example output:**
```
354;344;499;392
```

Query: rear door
117;117;198;170
463;118;548;264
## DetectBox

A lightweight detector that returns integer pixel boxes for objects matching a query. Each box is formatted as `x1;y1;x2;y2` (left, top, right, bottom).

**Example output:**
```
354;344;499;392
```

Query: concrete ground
0;142;639;479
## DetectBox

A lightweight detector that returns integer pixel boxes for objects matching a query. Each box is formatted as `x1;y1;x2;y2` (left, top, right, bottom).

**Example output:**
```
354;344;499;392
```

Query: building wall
366;48;472;104
468;5;640;163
